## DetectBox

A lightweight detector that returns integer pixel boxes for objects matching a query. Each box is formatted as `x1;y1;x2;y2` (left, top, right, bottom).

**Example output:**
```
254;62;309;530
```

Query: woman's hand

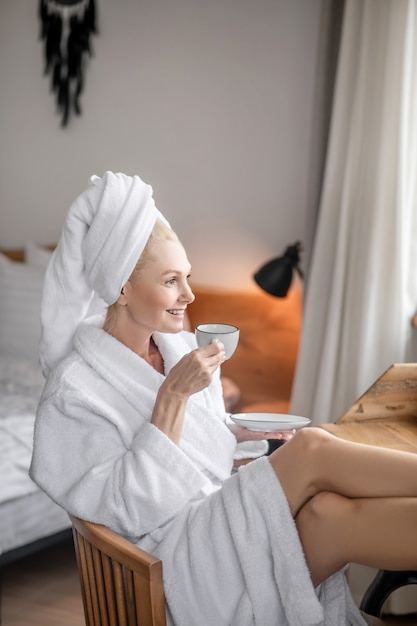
227;422;296;443
161;342;226;399
151;342;226;444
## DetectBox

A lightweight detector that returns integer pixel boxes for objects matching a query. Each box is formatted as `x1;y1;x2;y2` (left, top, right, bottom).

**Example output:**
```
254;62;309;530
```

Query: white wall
0;0;322;288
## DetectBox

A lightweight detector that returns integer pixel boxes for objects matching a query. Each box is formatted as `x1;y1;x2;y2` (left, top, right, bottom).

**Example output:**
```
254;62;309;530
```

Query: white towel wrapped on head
39;171;170;377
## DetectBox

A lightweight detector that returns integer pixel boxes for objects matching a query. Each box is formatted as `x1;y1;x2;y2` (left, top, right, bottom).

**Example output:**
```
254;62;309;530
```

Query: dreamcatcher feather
39;0;97;127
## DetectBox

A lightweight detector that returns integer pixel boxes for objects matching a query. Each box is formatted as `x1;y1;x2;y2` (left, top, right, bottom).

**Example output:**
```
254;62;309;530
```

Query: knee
296;426;332;448
269;427;333;485
297;491;358;531
268;427;340;512
287;426;332;459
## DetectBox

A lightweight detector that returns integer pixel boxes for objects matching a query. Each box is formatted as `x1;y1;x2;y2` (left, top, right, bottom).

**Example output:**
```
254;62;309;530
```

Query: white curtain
291;0;417;428
291;1;417;613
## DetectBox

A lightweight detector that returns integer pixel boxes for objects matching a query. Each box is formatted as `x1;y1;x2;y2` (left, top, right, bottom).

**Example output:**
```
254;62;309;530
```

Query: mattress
0;490;70;558
0;357;71;559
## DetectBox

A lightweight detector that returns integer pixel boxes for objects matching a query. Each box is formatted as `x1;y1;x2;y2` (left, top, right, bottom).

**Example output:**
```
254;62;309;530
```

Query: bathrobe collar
73;317;236;481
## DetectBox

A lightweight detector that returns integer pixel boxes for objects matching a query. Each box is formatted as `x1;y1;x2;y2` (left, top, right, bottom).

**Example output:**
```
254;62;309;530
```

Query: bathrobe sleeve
30;357;217;538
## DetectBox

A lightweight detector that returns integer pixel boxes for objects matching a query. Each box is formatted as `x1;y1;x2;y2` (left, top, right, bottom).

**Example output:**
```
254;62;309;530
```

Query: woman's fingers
227;423;297;443
165;343;226;397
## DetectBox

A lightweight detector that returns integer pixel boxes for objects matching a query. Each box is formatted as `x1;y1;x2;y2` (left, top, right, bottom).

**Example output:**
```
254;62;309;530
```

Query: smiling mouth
167;309;185;316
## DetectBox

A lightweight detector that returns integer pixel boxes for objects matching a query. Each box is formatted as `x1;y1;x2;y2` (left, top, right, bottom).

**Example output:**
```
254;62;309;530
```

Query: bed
0;243;72;567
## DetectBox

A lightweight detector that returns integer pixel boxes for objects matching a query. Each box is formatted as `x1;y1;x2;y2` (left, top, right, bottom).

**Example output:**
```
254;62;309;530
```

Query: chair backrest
70;515;167;626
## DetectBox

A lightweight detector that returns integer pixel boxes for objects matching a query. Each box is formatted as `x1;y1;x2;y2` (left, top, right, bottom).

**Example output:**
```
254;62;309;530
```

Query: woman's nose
181;283;195;304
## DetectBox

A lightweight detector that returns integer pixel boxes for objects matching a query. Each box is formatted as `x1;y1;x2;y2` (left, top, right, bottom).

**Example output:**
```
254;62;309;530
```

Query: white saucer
230;412;311;432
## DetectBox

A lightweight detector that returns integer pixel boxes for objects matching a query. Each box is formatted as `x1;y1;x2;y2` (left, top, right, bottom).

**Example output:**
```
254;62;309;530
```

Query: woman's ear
117;284;128;305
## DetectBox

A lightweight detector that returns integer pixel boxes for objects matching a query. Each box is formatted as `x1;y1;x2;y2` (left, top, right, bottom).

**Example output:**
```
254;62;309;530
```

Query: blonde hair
104;219;177;332
131;218;177;278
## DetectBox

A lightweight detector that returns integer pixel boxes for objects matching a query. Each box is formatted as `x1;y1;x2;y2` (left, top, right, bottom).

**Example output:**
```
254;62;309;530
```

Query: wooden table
318;363;417;453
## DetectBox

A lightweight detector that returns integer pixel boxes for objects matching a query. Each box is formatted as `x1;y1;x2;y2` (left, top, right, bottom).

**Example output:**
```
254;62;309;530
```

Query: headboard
0;246;55;262
0;248;25;262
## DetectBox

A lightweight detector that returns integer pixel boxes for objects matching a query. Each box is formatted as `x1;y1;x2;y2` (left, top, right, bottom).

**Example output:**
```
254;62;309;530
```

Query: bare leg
268;427;417;516
295;492;417;586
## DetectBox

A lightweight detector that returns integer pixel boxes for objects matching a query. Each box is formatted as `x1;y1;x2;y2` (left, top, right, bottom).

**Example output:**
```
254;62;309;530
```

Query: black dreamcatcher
39;0;98;127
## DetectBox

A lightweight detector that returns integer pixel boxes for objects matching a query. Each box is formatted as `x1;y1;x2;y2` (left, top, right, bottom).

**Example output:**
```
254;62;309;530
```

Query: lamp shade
253;241;303;297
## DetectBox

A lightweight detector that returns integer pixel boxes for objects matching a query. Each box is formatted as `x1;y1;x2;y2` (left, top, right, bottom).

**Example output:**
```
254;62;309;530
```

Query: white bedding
0;356;70;557
0;490;70;556
0;358;44;504
0;247;71;559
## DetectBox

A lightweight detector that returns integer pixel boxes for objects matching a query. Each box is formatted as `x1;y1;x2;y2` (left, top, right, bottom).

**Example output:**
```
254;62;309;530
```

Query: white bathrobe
30;318;366;626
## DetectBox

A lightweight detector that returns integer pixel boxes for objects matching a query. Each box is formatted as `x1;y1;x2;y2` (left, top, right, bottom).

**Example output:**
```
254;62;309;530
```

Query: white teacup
195;323;240;360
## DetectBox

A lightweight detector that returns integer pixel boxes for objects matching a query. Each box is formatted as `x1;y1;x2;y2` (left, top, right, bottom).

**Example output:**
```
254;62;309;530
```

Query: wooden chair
70;516;166;626
71;515;411;625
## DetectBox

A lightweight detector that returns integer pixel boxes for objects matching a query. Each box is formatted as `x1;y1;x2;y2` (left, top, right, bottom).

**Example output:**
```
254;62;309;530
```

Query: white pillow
0;253;45;362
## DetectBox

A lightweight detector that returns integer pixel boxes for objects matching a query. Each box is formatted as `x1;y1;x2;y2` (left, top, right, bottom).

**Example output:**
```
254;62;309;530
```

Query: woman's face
119;238;195;336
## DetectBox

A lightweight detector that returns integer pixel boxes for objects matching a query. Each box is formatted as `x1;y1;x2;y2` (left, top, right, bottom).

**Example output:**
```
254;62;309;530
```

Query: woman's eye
166;278;176;286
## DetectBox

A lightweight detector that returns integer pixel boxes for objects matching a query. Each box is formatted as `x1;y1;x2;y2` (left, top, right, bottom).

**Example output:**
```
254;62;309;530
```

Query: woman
31;172;417;626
